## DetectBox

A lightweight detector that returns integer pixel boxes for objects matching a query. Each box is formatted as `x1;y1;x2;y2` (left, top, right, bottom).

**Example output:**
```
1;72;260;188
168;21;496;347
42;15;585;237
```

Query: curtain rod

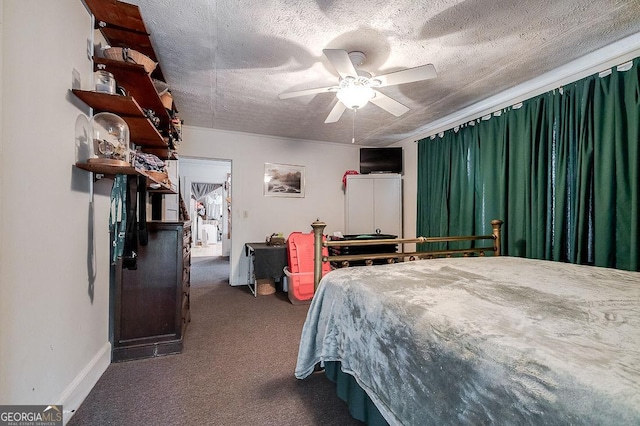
411;34;640;142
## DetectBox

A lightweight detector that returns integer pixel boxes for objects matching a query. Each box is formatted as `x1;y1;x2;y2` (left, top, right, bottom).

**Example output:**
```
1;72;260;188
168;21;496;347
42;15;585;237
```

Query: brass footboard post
491;219;503;256
311;219;327;291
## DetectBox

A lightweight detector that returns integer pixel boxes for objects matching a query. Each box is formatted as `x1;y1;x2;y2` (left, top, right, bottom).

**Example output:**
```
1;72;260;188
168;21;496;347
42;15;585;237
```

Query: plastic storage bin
283;267;314;305
286;231;331;304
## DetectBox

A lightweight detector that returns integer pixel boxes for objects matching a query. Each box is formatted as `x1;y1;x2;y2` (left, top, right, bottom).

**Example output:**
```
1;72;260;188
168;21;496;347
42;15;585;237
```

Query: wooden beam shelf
75;161;176;194
72;89;144;116
72;89;167;150
83;0;157;59
75;161;137;176
92;58;171;128
77;0;180;195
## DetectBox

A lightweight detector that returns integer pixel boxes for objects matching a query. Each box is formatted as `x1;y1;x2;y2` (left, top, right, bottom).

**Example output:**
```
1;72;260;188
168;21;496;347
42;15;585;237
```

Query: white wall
0;0;111;420
180;126;361;285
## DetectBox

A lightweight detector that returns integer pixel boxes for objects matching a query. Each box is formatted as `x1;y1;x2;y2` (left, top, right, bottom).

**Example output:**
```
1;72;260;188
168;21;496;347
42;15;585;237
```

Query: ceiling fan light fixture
337;77;374;109
278;49;437;125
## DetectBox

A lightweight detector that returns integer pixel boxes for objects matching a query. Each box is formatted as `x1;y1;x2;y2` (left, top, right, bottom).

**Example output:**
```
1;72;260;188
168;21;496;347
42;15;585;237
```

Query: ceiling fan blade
323;49;358;79
325;101;347;123
279;86;337;99
369;91;410;117
373;64;437;87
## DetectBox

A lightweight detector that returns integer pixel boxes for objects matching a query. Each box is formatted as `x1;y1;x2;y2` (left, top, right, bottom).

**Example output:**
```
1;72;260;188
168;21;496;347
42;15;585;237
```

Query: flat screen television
359;147;403;174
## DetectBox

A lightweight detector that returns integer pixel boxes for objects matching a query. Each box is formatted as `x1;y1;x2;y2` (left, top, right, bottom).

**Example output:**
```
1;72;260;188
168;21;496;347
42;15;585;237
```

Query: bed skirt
324;361;389;426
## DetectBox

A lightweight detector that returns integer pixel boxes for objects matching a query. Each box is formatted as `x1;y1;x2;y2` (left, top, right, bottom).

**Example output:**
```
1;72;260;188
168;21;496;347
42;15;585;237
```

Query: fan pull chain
352;109;356;144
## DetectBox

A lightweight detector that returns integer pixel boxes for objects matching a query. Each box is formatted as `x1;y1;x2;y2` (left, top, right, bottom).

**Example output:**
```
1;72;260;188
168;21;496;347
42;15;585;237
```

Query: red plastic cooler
284;231;331;304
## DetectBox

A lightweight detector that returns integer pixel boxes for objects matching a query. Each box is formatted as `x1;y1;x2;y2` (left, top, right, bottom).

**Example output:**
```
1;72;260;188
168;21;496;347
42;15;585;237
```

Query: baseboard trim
111;338;183;362
58;341;111;425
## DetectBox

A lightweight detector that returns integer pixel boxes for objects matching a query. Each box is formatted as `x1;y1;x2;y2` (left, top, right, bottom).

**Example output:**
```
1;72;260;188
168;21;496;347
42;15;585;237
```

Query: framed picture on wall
264;163;305;198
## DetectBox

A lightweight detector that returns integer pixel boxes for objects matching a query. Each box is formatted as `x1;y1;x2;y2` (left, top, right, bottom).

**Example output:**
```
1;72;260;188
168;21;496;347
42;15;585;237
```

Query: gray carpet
68;256;362;425
190;256;231;287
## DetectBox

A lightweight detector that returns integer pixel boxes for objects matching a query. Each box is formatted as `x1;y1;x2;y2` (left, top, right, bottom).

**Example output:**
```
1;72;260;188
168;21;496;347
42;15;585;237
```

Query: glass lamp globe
337;77;374;109
89;112;131;166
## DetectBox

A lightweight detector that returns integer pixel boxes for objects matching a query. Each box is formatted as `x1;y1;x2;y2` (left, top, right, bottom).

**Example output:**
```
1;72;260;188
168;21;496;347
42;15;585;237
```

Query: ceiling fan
278;49;437;123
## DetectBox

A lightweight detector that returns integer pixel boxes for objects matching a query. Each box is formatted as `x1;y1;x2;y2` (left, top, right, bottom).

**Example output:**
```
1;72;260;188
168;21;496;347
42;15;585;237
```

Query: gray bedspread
295;257;640;425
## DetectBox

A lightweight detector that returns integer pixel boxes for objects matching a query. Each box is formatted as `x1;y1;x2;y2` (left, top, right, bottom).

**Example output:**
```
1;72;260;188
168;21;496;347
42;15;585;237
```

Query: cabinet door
373;176;402;237
345;174;402;236
345;177;375;235
116;223;182;344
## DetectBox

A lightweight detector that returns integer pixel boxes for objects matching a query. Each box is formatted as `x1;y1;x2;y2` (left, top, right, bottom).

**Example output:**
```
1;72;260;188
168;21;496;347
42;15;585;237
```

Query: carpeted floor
190;256;231;287
68;256;362;425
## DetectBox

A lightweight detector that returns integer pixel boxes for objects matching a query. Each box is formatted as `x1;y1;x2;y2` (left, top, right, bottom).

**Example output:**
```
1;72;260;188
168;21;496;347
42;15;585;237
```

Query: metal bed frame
311;219;504;290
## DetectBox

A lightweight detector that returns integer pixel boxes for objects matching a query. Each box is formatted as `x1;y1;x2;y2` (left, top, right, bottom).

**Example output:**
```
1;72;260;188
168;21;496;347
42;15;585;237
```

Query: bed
295;220;640;425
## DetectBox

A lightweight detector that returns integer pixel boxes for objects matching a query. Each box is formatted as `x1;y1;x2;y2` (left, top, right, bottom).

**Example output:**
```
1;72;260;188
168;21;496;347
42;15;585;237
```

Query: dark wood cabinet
112;221;191;362
76;0;189;363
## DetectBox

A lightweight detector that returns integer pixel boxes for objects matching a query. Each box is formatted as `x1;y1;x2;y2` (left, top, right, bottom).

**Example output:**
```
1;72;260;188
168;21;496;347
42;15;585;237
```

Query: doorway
179;157;232;286
190;182;224;257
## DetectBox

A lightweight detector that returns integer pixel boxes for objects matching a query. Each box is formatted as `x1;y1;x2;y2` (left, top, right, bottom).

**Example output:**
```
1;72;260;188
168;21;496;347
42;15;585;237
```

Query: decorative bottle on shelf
88;112;131;166
94;70;116;94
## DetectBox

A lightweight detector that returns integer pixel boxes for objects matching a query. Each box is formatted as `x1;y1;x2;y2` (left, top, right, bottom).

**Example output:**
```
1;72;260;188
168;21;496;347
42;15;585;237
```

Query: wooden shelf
75;161;137;176
92;58;171;128
137;169;177;194
84;0;167;81
142;147;171;160
101;27;157;61
75;161;176;194
78;0;179;194
85;0;148;34
72;89;168;151
83;0;179;144
72;89;144;116
124;117;165;147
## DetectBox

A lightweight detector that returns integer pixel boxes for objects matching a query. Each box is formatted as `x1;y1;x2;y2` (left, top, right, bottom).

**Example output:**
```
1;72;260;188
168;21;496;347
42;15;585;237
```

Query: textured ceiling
126;0;640;146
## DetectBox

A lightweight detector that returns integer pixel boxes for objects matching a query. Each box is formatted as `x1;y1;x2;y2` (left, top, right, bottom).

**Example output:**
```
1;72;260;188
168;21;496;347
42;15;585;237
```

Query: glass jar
89;112;131;166
94;70;116;94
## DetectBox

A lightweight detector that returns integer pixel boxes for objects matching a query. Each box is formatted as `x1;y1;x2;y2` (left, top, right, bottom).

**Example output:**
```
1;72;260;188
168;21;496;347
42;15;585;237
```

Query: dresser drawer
182;265;190;288
181;295;190;322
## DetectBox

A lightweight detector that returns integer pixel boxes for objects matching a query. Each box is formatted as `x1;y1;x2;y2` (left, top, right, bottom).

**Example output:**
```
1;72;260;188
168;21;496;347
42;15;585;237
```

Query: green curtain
417;135;451;250
417;58;640;271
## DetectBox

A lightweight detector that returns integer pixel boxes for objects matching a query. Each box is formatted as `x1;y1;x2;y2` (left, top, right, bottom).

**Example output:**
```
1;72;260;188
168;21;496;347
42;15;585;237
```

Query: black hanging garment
138;175;148;246
122;175;138;270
